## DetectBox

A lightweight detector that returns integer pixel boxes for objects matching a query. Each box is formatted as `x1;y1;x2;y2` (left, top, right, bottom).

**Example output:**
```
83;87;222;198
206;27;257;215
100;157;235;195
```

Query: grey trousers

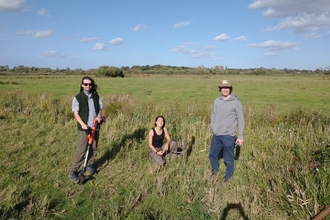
70;130;99;172
149;140;178;166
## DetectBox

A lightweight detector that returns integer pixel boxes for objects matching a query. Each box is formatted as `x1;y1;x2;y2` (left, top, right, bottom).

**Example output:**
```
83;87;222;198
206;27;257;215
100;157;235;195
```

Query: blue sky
0;0;329;70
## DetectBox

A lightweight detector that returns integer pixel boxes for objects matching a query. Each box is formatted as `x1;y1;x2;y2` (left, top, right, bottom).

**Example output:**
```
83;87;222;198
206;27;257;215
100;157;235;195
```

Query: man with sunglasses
69;76;104;183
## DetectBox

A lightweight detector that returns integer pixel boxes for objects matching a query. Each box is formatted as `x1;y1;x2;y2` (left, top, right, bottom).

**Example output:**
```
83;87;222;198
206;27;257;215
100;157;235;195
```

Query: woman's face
155;117;164;127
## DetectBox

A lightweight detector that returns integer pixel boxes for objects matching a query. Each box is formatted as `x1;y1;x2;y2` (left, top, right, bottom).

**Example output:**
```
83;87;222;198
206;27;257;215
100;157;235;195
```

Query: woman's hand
163;143;170;152
157;151;164;156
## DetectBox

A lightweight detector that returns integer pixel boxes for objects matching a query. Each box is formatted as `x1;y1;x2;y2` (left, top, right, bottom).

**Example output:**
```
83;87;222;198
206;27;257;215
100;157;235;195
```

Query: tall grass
0;89;329;219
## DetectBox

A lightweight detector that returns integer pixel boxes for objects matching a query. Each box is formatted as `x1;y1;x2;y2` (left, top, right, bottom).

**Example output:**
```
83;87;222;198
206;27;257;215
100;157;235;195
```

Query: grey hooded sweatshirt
210;94;245;140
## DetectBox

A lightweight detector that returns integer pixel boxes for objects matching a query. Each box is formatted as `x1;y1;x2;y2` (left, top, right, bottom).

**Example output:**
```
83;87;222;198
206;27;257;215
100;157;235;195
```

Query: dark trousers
70;130;99;172
209;135;236;178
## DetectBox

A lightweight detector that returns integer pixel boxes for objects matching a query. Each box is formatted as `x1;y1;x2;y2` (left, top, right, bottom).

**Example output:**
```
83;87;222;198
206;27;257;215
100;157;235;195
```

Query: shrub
97;66;124;77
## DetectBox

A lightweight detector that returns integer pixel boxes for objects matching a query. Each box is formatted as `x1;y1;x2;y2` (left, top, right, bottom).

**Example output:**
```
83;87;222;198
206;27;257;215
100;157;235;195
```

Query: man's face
82;79;93;92
221;87;231;97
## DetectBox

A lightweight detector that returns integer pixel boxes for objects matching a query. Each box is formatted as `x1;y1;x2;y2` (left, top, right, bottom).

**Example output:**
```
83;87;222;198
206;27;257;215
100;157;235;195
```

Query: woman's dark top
152;128;164;148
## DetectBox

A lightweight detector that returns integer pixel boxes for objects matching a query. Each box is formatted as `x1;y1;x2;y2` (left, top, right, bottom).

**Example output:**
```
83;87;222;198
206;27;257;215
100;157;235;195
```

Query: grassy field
1;74;330;114
0;74;329;219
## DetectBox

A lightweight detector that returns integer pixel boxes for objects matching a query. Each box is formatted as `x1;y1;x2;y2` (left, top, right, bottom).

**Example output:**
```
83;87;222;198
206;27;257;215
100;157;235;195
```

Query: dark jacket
75;92;100;131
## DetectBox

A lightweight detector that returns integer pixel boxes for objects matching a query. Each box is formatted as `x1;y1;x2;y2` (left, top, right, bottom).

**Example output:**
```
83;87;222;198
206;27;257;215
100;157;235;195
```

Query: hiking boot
210;170;218;179
69;171;79;183
86;165;96;174
224;176;231;182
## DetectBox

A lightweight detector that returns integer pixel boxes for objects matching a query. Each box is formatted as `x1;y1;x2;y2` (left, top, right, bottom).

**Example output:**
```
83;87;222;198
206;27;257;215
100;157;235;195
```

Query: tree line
0;64;329;77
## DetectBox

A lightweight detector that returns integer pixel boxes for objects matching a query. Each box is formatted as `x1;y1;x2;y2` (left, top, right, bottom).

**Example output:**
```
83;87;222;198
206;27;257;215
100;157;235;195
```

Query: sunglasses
83;83;93;86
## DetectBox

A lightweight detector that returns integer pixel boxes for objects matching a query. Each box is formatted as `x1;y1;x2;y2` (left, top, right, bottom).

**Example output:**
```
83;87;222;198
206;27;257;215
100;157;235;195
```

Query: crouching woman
148;115;178;166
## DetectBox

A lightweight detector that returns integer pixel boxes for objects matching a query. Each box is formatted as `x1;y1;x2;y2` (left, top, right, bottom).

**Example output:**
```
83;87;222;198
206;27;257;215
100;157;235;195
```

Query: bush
97;66;124;77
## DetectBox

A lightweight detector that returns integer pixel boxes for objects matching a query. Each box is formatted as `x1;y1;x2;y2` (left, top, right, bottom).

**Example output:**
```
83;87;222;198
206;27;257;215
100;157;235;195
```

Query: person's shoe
86;165;96;174
210;170;218;179
224;176;231;182
68;171;79;183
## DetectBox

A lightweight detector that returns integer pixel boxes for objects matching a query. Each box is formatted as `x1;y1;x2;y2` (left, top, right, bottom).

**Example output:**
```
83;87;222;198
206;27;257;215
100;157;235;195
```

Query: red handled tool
78;117;105;184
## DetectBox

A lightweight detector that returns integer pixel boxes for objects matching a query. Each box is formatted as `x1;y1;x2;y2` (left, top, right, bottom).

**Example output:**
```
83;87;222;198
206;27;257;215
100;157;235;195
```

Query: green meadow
0;74;329;219
2;74;330;113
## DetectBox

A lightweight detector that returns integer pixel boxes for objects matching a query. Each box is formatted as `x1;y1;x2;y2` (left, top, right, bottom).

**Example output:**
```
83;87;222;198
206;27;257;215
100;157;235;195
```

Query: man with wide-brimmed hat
209;79;245;182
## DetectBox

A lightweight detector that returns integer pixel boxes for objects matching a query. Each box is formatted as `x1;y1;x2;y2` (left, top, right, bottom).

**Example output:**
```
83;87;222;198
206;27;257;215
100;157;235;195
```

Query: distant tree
13;65;30;73
322;66;330;75
97;66;124;77
121;66;130;71
0;65;9;72
253;67;268;75
140;65;150;71
86;68;97;75
74;68;84;75
215;65;224;70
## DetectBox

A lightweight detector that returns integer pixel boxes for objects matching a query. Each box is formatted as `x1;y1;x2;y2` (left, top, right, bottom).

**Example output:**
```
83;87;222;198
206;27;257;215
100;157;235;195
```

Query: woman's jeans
209;135;236;178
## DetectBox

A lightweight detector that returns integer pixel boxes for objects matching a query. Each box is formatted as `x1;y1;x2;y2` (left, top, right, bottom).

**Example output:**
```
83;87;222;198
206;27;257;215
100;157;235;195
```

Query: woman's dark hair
154;115;165;129
80;76;98;95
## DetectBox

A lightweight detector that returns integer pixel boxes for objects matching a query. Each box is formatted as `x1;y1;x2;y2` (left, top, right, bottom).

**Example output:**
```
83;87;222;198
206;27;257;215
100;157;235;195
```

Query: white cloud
246;40;300;56
171;44;197;54
171;43;219;60
304;33;321;38
203;45;216;50
16;30;54;38
191;52;217;59
213;34;229;41
42;51;65;58
249;0;330;17
265;12;330;33
249;0;330;33
327;31;330;35
174;20;191;28
0;0;26;12
108;37;124;46
34;30;53;38
81;37;100;43
37;8;50;17
132;23;148;32
263;51;278;57
234;35;248;41
93;42;108;51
